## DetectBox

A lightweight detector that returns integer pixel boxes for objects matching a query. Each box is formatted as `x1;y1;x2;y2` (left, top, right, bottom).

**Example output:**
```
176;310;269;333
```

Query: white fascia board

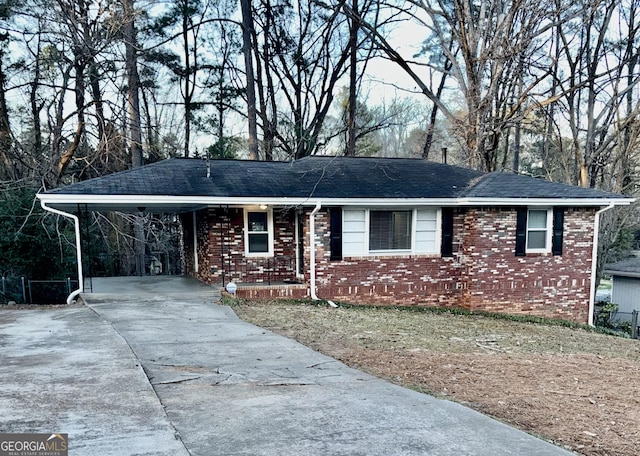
36;193;634;208
318;197;634;207
454;197;634;207
604;269;640;279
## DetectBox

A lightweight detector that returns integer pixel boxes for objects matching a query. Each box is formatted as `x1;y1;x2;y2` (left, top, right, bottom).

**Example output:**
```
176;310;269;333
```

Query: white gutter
193;211;199;273
588;203;616;326
309;201;322;300
36;193;634;210
39;201;84;305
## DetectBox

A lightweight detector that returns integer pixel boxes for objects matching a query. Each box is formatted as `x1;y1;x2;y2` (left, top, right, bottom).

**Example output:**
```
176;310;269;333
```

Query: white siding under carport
611;276;640;314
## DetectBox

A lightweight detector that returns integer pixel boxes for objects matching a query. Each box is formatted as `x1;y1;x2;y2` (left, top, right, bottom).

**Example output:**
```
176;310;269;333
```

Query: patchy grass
230;298;640;456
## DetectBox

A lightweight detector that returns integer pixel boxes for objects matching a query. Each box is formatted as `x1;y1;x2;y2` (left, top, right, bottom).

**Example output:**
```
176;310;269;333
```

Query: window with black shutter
515;207;558;256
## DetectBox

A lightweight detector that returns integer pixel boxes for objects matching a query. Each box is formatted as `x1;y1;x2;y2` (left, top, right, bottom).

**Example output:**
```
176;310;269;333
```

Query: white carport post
39;201;84;304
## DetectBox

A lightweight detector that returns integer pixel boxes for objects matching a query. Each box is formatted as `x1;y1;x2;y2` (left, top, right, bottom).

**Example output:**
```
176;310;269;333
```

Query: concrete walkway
0;276;574;455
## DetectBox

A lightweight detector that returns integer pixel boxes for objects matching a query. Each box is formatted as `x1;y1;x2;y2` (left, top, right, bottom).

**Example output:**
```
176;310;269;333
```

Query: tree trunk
57;55;86;179
123;0;143;168
89;61;106;155
182;0;192;158
240;0;259;160
122;0;145;276
0;46;15;181
346;0;358;156
423;49;453;160
30;39;42;161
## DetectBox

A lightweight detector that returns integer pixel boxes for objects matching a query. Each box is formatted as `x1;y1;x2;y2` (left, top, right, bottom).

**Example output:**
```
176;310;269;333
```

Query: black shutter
552;207;564;256
515;208;527;257
441;208;454;257
329;207;343;261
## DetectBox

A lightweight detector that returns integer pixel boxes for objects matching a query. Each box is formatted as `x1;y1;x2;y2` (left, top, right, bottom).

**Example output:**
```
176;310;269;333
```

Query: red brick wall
185;207;298;285
310;207;595;323
310;208;465;307
186;205;596;323
459;208;595;323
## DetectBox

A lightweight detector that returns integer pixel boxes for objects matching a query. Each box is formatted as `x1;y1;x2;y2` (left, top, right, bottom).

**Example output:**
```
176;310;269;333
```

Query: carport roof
605;258;640;279
38;156;633;213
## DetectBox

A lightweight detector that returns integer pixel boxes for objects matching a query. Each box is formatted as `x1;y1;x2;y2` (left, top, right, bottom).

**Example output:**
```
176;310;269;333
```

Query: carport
36;163;319;304
37;194;209;304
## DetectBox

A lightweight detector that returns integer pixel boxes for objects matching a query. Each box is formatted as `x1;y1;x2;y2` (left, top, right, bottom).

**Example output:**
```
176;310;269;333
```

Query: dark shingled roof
45;155;627;201
604;257;640;277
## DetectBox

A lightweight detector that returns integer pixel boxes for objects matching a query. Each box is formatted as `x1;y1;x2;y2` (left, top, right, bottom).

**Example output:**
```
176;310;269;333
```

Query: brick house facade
38;156;632;323
184;205;596;323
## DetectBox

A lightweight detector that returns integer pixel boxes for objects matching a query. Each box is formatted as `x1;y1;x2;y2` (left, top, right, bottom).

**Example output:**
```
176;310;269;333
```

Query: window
245;209;273;256
342;208;440;256
516;207;560;256
526;209;550;251
370;210;412;251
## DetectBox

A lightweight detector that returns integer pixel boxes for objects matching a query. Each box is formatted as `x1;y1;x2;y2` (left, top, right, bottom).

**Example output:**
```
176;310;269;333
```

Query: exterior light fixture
225;282;237;295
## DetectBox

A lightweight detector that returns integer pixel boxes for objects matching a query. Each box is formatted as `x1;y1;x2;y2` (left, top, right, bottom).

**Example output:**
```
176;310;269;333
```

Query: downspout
193;211;199;274
39;201;84;305
309;201;322;300
588;202;615;326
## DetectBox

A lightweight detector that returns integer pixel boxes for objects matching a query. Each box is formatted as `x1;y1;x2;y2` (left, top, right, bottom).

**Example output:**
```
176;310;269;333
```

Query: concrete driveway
0;276;574;455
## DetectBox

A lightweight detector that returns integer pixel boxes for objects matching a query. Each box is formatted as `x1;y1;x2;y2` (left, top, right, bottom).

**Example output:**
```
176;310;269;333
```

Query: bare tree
0;4;15;181
241;0;259;160
553;0;640;188
121;0;143;167
248;0;385;159
349;0;573;171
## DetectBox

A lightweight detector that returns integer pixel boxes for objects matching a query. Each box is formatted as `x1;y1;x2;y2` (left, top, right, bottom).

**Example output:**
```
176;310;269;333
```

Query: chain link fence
1;277;79;305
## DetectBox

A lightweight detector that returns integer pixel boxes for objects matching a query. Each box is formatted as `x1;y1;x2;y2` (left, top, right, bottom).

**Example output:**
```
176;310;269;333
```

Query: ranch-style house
37;156;633;324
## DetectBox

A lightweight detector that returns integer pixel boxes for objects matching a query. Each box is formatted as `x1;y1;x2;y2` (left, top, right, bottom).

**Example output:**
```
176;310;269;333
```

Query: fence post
22;277;29;304
1;276;5;297
66;277;71;295
632;310;639;339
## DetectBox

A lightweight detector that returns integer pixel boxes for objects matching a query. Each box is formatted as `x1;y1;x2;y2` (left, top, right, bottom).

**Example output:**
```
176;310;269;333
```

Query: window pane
528;210;547;229
370;211;412;250
527;230;546;249
248;233;269;252
248;212;267;232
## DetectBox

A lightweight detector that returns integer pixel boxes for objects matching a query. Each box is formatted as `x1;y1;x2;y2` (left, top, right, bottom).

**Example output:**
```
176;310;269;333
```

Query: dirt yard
232;300;640;456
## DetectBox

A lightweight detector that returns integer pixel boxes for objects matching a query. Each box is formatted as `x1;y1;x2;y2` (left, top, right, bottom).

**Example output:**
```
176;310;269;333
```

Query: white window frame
244;208;274;257
525;208;552;254
342;208;441;256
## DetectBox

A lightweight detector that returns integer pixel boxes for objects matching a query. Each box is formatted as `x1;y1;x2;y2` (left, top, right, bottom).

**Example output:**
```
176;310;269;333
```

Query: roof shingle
45;156;627;201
